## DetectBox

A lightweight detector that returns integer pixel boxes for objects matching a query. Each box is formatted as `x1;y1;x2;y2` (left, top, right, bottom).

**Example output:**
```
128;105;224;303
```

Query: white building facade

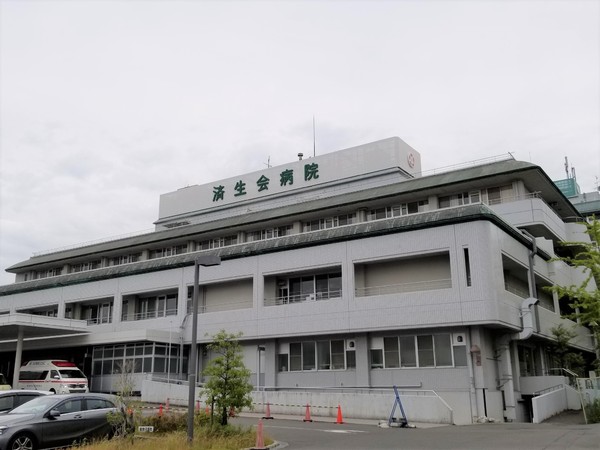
0;137;596;424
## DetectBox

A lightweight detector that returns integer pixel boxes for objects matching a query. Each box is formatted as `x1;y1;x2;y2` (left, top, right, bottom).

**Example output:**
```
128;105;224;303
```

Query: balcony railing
355;278;452;297
264;290;342;307
85;317;112;325
121;308;178;321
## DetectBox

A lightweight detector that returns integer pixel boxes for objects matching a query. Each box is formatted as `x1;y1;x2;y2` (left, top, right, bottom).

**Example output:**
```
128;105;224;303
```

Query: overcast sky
1;0;599;286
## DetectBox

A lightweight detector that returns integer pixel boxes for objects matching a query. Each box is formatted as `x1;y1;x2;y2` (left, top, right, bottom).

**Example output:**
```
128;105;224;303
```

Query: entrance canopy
0;313;89;341
0;313;89;387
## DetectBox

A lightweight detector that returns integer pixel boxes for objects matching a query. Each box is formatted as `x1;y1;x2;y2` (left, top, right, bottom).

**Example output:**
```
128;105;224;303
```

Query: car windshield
58;369;85;378
9;395;59;414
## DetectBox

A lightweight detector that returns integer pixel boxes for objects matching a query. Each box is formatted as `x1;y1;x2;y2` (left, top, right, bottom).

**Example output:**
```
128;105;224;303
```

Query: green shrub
585;398;600;423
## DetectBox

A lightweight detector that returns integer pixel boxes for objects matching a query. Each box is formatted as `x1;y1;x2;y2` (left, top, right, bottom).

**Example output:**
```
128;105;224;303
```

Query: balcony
355;278;452;297
264;289;342;307
121;308;178;322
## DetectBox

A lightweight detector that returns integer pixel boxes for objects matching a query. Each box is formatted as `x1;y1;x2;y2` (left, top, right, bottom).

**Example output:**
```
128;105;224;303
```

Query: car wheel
9;433;36;450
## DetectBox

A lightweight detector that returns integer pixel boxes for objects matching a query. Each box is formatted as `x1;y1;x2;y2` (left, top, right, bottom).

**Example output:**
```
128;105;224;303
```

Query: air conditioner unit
305;294;316;302
346;340;356;351
453;333;466;346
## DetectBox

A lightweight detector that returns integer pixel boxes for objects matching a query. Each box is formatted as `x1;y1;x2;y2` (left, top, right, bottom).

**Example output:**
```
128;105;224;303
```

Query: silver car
0;391;52;414
0;393;129;450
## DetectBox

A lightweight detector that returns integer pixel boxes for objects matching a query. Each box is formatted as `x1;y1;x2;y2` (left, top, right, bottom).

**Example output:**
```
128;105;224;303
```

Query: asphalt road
231;415;600;450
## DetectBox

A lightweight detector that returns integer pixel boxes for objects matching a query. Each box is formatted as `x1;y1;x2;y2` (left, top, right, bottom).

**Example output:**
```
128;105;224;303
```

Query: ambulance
17;360;89;394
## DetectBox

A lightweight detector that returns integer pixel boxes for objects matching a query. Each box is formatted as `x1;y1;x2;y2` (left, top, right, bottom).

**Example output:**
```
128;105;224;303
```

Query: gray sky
1;0;599;286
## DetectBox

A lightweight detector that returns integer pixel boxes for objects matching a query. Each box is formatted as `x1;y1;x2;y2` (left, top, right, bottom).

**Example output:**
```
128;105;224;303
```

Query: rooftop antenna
564;156;569;178
298;152;303;161
571;166;576;180
313;115;316;157
264;156;271;168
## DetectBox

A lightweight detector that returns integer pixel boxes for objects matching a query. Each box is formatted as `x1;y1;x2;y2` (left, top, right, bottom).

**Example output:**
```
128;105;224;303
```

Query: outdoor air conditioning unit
305;294;316;302
346;340;356;350
453;333;466;345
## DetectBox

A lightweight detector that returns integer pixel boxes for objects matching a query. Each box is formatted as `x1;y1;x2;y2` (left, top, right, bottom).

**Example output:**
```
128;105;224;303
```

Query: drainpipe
496;230;539;421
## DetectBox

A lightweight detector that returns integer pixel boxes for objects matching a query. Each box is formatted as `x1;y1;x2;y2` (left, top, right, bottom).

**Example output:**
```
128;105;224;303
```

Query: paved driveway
232;414;600;450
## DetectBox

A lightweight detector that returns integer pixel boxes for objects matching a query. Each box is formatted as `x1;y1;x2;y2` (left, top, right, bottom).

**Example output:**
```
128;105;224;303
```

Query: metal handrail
355;279;451;297
264;290;342;306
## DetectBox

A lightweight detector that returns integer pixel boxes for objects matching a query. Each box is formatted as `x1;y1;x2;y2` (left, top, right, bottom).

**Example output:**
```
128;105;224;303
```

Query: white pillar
12;326;24;387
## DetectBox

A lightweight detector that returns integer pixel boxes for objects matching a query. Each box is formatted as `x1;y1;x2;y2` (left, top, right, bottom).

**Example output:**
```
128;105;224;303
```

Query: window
71;260;101;273
331;340;345;370
86;398;115;410
57;399;83;414
464;248;472;287
290;343;302;371
110;253;141;266
346;349;356;369
400;336;417;367
372;334;459;368
282;339;352;371
302;342;316;370
284;272;342;302
434;334;453;366
198;235;238;249
247;225;292;242
278;354;288;372
417;335;435;367
384;337;400;368
303;214;356;232
149;245;187;259
317;341;331;370
370;349;384;369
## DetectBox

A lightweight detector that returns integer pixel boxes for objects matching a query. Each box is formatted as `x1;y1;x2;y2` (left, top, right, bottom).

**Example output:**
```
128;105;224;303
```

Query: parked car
0;391;51;414
0;393;131;450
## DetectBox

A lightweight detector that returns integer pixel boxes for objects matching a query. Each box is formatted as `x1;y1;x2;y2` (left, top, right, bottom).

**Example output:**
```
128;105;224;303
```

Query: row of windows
303;214;356;232
368;200;429;220
24;185;515;281
92;343;182;375
247;225;293;242
370;334;467;369
278;340;356;372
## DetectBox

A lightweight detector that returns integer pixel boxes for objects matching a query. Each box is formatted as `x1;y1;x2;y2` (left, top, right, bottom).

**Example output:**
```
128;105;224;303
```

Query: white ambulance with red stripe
17;360;89;394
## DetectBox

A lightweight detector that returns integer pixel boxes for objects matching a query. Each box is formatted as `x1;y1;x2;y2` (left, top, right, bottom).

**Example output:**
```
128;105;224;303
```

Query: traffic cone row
158;404;163;417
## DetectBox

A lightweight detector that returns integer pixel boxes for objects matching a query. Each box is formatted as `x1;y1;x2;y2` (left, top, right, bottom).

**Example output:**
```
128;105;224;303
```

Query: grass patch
79;411;272;450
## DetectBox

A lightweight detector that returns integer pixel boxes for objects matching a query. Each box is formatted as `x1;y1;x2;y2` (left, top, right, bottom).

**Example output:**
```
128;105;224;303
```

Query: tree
550;218;600;367
547;324;585;376
202;330;253;425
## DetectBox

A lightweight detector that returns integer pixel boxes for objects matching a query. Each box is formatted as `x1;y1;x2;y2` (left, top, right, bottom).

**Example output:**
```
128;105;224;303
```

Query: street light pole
187;255;221;444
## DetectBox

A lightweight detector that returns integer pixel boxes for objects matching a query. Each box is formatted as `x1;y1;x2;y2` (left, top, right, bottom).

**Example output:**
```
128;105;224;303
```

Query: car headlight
0;425;8;435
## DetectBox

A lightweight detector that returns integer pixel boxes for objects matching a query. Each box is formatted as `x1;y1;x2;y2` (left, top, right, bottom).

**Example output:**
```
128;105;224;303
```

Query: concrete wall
531;386;581;423
141;379;456;424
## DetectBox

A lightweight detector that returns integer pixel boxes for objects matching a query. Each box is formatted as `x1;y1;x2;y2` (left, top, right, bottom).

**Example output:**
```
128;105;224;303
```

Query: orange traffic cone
303;403;313;422
250;419;267;450
158;404;163;417
262;402;274;419
335;404;344;424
